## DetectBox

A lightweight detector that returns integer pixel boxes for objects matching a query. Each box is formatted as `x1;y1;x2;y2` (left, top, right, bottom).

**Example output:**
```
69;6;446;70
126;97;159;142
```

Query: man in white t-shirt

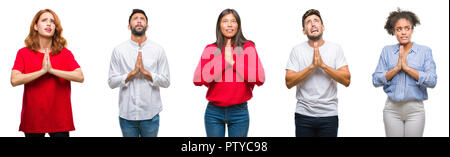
285;9;351;137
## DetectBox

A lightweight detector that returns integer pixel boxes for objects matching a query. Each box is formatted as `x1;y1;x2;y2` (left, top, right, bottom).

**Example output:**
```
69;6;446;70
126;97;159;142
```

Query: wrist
320;63;327;69
308;64;316;70
402;65;411;72
48;68;54;74
394;66;401;72
130;70;138;77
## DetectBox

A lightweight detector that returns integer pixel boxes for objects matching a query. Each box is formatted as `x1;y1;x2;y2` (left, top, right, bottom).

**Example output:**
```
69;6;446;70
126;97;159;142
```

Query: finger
226;39;231;47
399;45;405;55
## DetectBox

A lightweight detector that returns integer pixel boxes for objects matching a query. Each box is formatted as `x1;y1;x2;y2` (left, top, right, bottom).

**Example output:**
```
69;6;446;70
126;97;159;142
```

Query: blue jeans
204;102;249;137
295;113;338;137
119;114;159;137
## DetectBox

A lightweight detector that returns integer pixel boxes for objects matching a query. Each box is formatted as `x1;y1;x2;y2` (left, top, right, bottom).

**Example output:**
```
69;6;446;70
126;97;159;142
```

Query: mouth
226;29;234;33
400;36;409;40
311;28;319;34
45;27;52;33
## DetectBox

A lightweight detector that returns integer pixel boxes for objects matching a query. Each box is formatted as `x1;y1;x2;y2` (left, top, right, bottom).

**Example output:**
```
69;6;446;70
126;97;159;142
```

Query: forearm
322;65;351;87
125;70;138;83
285;65;315;89
403;66;419;81
11;70;46;87
50;68;84;83
141;69;153;82
385;66;401;82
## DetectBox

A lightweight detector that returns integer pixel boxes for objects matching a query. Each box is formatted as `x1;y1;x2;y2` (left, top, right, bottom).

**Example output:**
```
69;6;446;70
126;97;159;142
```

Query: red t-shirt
12;47;80;133
193;41;265;107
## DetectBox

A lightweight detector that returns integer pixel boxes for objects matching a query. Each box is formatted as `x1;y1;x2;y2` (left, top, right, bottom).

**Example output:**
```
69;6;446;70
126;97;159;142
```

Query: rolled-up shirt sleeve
416;48;437;88
372;48;390;87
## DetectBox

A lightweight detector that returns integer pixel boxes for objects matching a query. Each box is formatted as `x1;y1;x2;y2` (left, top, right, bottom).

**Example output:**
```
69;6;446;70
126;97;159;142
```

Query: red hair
25;9;66;55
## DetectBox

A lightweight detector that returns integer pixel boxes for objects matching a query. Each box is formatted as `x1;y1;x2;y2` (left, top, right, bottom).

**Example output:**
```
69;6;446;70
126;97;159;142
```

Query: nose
400;29;407;35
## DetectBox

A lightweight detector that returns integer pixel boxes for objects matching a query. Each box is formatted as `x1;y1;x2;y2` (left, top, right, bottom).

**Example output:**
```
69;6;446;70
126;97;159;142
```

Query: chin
40;34;54;38
399;41;411;45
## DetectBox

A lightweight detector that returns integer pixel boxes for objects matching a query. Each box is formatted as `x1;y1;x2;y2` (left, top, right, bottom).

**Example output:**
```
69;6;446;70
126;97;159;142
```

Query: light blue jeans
204;102;250;137
119;114;160;137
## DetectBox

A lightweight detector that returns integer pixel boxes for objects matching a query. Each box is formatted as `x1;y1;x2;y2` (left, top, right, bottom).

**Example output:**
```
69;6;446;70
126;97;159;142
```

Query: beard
307;32;323;41
131;25;147;36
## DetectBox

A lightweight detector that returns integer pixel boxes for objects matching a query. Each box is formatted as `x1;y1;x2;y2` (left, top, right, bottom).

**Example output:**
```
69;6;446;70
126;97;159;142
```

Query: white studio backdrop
0;0;448;137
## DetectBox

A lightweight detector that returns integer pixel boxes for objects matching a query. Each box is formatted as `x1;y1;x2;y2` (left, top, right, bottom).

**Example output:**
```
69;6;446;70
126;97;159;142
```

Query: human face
394;18;413;45
303;14;324;41
220;13;238;39
34;12;55;38
129;13;148;36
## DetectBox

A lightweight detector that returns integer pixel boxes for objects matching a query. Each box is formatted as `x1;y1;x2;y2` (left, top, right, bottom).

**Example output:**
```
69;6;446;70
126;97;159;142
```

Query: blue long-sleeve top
372;42;437;102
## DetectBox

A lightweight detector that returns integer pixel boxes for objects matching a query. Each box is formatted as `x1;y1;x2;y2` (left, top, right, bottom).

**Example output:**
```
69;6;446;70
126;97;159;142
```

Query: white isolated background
0;0;448;137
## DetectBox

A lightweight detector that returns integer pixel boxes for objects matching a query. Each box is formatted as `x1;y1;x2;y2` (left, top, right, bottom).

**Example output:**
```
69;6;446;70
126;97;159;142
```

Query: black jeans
25;132;70;137
295;113;338;137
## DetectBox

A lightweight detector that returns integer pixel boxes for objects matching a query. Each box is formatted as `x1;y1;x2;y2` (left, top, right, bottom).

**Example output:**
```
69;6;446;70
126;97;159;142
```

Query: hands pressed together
127;51;152;82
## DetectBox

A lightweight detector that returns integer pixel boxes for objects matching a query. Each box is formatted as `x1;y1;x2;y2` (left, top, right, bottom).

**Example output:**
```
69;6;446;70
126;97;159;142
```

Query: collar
394;42;418;54
129;38;149;49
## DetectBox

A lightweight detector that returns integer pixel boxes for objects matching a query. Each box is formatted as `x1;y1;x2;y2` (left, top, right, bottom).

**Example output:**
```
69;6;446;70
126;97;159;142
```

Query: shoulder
291;42;309;54
61;47;72;54
16;47;35;58
413;43;432;54
147;40;164;51
113;40;131;53
58;47;73;56
324;41;342;50
205;43;218;49
59;48;77;59
19;47;30;52
382;44;397;52
18;47;32;54
243;41;255;49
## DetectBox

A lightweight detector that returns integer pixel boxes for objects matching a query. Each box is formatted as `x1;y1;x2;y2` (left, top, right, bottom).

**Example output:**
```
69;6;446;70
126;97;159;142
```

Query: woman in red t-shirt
193;9;265;137
10;9;84;137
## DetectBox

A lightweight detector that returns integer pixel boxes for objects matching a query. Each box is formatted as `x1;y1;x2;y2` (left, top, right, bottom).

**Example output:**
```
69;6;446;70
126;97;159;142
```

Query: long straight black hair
214;9;252;53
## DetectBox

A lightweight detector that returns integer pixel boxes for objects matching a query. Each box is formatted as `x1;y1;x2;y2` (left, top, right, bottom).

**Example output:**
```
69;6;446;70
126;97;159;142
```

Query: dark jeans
25;132;70;137
295;113;338;137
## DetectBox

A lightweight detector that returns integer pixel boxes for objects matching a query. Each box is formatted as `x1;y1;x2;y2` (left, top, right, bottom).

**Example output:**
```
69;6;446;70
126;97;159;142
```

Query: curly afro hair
384;8;420;35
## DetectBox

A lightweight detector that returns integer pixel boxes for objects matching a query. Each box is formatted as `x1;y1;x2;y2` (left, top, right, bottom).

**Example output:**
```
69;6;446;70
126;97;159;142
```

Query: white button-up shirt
108;39;170;120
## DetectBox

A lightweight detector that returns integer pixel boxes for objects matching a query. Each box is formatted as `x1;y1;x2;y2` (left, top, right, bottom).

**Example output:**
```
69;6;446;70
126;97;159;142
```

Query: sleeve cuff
148;73;156;87
416;71;425;86
121;74;130;87
381;72;391;86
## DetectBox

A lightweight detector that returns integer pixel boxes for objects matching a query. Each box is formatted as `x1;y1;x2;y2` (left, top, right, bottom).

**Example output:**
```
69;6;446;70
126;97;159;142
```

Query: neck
38;35;52;52
131;35;147;47
401;42;413;51
308;38;324;47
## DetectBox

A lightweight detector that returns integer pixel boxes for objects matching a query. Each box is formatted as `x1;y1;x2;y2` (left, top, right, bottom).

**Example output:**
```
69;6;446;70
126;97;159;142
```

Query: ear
302;28;306;35
128;24;130;30
34;24;38;31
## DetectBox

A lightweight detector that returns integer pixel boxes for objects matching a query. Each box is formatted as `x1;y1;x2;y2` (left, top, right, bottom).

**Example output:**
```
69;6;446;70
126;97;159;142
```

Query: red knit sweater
194;41;265;107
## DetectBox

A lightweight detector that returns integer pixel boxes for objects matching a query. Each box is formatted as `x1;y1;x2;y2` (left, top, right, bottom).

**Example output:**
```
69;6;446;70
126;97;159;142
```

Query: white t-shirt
286;41;347;117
